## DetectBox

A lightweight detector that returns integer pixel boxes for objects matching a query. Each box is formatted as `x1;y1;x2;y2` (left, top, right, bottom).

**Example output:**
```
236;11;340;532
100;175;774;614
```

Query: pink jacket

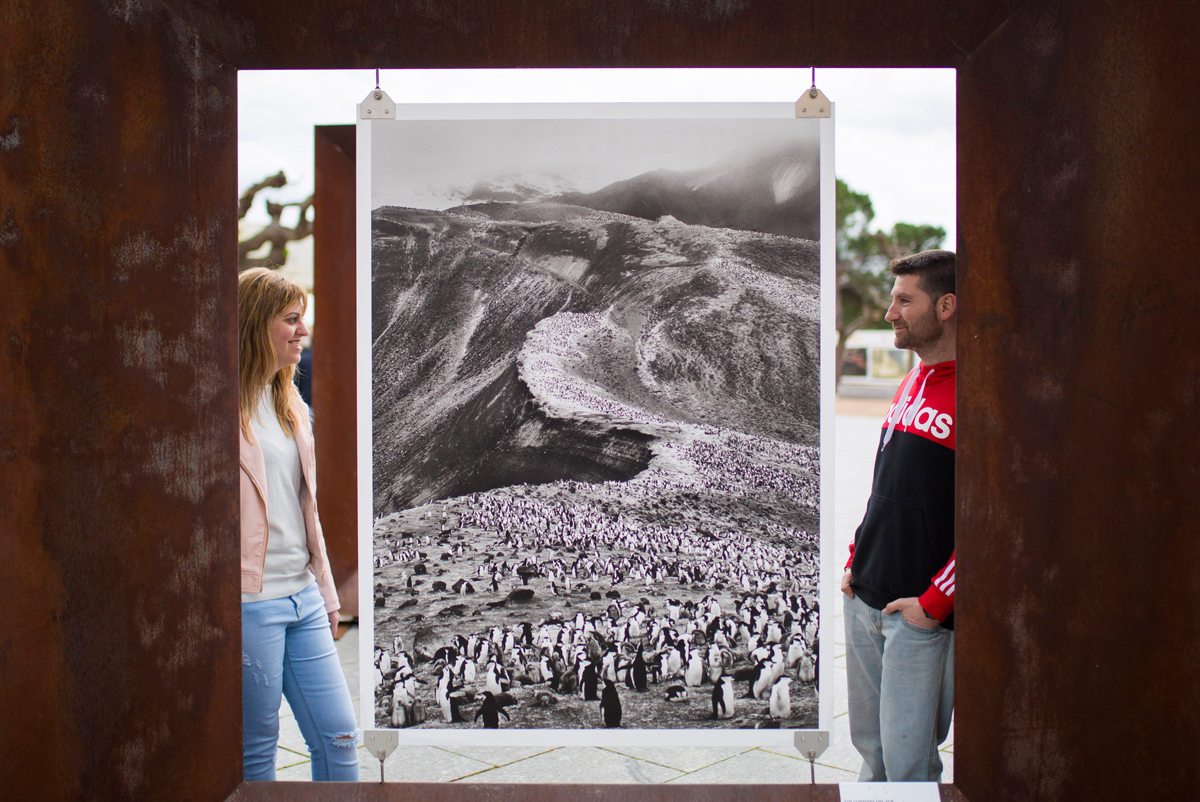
240;394;340;614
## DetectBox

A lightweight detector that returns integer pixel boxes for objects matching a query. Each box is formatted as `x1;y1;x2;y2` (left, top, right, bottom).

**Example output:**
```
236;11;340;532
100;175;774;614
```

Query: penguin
664;685;689;702
435;666;455;722
600;679;622;728
632;645;648;692
786;637;807;668
768;676;792;719
484;661;503;695
582;661;599;701
707;643;724;683
558;662;579;695
752;660;775;700
684;649;703;687
797;653;816;684
601;649;618;683
448;691;469;723
391;694;409;728
742;661;763;699
711;674;735;720
474;691;510;729
767;649;787;685
667;645;683;678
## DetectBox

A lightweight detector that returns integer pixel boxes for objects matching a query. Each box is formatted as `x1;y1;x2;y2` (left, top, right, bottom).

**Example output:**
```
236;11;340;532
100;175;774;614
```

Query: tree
835;179;946;386
238;171;313;272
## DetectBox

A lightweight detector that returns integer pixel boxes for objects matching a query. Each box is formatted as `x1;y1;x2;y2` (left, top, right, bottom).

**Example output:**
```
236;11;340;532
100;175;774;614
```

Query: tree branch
238;171;287;221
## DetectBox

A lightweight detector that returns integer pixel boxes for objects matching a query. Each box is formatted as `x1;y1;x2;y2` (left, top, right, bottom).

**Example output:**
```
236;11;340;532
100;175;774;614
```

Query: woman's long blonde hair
238;268;307;440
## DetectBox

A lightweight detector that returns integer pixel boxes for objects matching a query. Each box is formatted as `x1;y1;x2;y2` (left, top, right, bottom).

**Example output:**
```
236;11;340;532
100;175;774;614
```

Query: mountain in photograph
551;139;819;241
371;162;825;730
371;202;820;516
460;173;579;205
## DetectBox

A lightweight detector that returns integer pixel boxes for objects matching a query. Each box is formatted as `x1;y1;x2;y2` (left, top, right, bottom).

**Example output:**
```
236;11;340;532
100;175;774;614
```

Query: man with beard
841;249;957;782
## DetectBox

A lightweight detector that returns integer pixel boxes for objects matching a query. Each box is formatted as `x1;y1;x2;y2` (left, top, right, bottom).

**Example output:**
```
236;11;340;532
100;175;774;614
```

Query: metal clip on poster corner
794;730;829;783
361;68;396;120
796;67;831;118
363;729;398;783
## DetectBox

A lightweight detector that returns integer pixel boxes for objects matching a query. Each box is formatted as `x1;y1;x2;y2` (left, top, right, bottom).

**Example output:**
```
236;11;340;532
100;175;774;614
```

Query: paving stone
276;745;309;770
438;746;559;767
603;746;750;773
360;744;495;782
454;747;681;784
274;762;314;782
669;747;855;784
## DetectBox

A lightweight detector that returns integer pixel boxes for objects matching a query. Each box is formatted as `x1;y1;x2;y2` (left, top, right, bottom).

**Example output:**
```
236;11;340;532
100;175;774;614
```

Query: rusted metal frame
226;782;847;801
313;124;360;614
955;1;1200;800
0;0;243;800
160;0;1024;70
13;0;1195;799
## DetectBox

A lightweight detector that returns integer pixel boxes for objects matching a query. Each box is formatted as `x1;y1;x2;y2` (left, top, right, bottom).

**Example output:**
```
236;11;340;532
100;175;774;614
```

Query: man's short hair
889;249;956;300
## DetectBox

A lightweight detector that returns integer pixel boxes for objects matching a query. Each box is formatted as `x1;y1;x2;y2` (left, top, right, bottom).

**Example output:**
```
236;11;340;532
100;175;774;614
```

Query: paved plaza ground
273;401;954;784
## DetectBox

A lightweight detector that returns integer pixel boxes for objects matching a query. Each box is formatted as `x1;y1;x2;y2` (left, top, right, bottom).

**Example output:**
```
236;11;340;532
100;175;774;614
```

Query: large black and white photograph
360;105;833;742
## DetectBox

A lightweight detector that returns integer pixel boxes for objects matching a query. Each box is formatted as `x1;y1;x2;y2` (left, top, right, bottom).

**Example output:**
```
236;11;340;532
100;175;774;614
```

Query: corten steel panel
160;0;1021;70
313;125;359;612
0;0;242;800
955;1;1200;800
5;0;1199;800
225;783;848;802
223;784;972;801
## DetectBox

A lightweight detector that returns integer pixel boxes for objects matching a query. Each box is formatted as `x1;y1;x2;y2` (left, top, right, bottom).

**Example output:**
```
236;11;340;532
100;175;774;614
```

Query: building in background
838;329;914;399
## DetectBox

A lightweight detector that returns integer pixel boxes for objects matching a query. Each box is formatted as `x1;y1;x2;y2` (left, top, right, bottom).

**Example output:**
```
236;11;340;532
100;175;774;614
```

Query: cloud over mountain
551;139;819;240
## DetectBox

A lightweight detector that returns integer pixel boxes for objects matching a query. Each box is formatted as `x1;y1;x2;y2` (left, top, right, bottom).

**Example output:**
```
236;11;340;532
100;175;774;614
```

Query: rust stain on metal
314;125;360;610
2;0;242;800
7;0;1198;800
160;0;1021;70
957;1;1200;801
226;782;843;802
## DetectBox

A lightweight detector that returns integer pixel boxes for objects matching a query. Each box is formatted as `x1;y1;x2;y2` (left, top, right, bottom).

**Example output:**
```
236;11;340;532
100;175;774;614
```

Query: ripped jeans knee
330;730;360;748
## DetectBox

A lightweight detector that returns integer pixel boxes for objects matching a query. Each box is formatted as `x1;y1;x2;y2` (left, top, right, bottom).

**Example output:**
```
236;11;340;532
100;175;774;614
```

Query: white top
241;387;316;603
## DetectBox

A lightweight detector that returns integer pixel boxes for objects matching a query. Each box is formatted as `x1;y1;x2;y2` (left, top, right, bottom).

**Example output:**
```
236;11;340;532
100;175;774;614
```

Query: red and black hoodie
847;360;956;628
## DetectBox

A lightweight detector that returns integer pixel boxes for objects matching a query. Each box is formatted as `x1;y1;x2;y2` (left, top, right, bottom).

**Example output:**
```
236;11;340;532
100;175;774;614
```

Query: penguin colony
373;482;820;730
371;310;821;730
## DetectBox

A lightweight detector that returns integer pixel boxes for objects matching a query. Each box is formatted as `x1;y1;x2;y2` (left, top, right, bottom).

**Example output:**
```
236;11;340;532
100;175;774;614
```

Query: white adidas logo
887;397;953;440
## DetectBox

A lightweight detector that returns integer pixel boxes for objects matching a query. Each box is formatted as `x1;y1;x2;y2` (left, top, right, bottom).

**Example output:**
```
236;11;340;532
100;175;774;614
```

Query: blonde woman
238;268;358;781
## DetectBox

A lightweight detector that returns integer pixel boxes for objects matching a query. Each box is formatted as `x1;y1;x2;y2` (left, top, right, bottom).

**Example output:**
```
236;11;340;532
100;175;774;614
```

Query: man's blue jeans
844;592;954;782
242;582;359;781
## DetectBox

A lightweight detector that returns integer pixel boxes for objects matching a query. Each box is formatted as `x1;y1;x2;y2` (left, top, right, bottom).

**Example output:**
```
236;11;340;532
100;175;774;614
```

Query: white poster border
356;101;836;750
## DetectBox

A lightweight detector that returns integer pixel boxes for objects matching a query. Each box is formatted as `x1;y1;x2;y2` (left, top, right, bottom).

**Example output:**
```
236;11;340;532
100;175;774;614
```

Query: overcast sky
238;68;955;287
371;114;818;210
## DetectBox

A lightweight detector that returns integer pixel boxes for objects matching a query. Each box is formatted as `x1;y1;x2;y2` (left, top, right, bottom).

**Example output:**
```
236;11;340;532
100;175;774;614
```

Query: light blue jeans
242;581;359;781
844;592;954;782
